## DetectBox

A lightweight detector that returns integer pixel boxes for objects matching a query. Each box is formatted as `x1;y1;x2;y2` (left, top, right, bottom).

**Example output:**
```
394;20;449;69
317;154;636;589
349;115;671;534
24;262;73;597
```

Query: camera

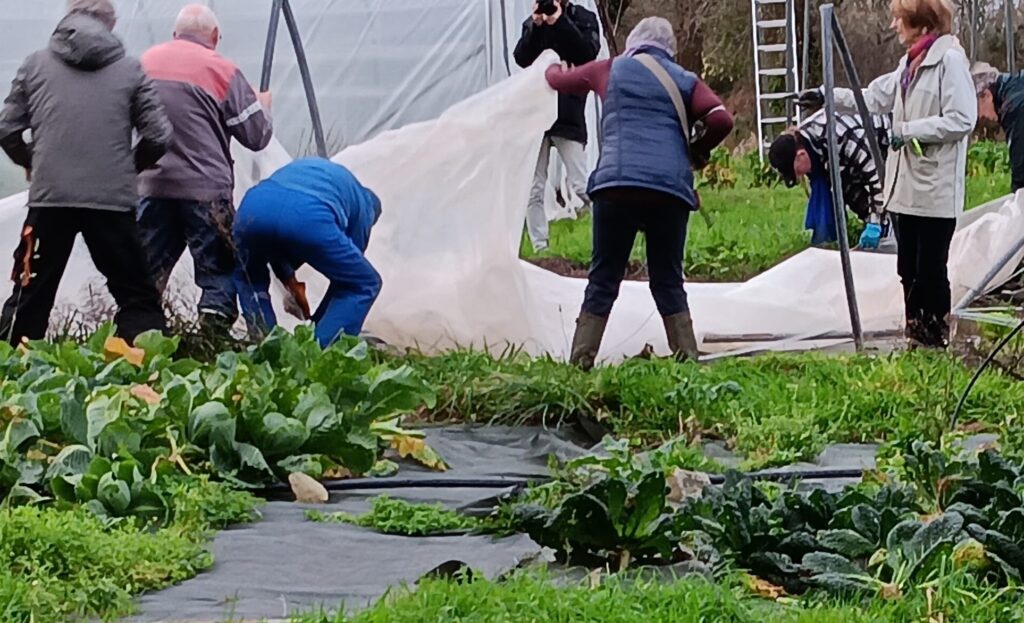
536;0;559;16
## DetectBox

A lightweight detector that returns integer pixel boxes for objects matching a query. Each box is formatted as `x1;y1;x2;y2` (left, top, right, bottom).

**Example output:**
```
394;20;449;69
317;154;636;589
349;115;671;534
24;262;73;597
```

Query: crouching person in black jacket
514;0;600;251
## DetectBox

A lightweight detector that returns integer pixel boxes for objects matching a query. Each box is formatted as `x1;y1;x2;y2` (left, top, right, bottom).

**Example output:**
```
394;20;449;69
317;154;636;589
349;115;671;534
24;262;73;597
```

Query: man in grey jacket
137;4;274;330
0;0;173;345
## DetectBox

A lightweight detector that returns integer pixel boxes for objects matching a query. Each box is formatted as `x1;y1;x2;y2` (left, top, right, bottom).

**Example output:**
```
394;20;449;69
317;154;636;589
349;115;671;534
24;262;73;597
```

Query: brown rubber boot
569;312;608;371
663;312;700;361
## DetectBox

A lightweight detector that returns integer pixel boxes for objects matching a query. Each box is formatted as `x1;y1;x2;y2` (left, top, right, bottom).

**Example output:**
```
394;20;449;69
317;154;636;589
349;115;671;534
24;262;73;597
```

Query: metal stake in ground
820;3;864;351
830;12;885;182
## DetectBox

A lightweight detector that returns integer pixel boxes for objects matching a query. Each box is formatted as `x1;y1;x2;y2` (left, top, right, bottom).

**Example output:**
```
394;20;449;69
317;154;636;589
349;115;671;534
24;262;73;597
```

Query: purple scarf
900;34;938;96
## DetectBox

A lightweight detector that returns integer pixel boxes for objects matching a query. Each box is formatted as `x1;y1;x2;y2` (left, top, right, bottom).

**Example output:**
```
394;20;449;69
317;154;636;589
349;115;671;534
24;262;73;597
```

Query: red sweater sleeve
688;80;733;155
545;59;612;99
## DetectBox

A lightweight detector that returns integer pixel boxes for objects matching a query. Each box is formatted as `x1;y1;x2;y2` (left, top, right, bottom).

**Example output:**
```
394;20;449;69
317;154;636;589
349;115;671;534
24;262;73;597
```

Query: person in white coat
797;0;976;348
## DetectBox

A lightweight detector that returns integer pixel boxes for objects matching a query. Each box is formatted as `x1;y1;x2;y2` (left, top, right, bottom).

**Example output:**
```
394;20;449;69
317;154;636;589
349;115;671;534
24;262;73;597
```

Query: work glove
890;133;923;156
793;88;825;110
889;133;906;152
859;222;882;250
282;276;311;321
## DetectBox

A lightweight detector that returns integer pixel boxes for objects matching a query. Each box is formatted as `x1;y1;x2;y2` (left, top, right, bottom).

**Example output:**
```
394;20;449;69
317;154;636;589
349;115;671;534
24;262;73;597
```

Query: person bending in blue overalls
234;158;382;347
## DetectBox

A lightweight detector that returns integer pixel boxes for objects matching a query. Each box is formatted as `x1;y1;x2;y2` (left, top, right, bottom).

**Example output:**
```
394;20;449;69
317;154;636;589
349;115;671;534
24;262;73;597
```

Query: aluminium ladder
751;0;801;160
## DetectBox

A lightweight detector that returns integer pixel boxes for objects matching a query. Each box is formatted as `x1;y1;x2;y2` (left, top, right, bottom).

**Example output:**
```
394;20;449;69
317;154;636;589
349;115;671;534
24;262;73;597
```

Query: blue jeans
233;183;382;347
137;198;238;320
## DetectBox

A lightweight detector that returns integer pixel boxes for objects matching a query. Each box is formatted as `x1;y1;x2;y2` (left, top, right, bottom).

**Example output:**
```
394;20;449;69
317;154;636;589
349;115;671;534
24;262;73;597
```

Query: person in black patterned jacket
769;110;893;249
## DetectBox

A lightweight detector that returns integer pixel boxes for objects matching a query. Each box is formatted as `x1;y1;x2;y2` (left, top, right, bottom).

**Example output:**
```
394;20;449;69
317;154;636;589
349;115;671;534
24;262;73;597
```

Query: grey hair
66;0;116;30
971;62;1000;96
175;4;220;39
625;17;677;56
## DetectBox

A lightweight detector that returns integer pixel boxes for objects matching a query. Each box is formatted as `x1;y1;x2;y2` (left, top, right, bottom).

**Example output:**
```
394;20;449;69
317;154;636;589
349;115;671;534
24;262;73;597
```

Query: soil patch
527;257;649;281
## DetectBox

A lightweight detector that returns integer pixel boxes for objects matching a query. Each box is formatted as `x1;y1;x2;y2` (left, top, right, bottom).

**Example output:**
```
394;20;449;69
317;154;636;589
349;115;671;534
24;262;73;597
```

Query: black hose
257;467;870;499
949;317;1024;431
257;477;539;497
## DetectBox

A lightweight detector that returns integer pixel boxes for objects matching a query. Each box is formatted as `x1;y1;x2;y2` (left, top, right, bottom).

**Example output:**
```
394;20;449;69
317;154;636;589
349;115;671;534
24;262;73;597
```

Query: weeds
306;496;480;536
0;479;259;623
405;349;1024;469
289;569;1024;623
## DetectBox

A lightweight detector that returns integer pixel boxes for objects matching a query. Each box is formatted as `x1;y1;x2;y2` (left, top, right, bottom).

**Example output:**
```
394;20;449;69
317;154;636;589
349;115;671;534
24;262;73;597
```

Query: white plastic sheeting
0;0;605;165
1;53;1023;361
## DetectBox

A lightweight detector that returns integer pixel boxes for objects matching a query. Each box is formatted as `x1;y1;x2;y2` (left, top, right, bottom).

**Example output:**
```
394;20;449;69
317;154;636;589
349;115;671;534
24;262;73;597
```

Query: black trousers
0;207;167;345
891;213;957;346
582;190;691;318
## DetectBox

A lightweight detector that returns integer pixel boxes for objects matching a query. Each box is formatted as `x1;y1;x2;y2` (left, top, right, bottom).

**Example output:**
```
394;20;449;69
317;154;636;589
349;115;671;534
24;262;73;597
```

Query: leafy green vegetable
505;439;1024;597
0;326;443;521
307;495;480;536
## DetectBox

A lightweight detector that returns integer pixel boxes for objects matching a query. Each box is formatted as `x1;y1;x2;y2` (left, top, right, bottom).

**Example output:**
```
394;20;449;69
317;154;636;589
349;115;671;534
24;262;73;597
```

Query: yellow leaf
742;573;786;600
25;449;48;461
879;583;903;600
390;435;448;471
323;466;354;480
103;337;145;367
130;384;162;405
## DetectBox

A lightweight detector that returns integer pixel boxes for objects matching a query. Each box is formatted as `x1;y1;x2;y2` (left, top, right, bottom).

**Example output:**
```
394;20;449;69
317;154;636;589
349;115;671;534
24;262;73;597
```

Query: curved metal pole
259;0;283;92
281;0;329;158
830;13;885;180
821;4;864;351
802;0;812;89
785;0;796;125
969;0;978;63
1007;0;1016;74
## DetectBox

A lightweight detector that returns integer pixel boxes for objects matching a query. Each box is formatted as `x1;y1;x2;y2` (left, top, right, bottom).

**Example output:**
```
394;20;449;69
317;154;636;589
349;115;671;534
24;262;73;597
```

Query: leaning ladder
751;0;801;160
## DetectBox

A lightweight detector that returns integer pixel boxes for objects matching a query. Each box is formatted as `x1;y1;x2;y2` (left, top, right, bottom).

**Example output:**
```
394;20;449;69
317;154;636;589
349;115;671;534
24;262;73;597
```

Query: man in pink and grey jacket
137;4;273;330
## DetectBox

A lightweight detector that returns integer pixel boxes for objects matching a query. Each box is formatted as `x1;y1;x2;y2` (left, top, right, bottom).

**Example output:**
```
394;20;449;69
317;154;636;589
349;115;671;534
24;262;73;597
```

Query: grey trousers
526;136;590;250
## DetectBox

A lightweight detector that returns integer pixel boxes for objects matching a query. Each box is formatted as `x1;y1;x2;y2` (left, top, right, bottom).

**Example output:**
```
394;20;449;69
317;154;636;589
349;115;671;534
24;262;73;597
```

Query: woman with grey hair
972;61;1024;192
545;17;734;369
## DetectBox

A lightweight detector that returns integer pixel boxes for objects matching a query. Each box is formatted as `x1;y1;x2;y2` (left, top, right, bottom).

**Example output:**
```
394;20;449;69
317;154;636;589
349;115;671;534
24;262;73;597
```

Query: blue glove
859;223;882;249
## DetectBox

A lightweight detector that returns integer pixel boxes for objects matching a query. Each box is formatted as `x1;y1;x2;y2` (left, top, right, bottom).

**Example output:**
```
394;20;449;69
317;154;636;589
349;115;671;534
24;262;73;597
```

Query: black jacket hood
49;13;125;71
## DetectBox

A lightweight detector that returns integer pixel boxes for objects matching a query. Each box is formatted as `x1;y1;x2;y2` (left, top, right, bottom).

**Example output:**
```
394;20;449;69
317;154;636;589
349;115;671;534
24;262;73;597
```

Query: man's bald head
174;4;220;48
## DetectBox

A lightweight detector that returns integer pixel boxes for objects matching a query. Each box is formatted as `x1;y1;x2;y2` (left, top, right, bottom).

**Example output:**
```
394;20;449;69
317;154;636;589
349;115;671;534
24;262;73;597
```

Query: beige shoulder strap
634;53;691;142
633;53;713;226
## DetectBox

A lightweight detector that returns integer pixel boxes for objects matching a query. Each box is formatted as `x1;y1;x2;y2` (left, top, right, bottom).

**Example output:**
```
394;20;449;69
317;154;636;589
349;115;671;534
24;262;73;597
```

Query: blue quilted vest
588;46;698;208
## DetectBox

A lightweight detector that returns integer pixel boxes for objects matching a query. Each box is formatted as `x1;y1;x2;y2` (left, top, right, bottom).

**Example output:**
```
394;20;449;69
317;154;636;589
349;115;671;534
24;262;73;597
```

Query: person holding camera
514;0;601;251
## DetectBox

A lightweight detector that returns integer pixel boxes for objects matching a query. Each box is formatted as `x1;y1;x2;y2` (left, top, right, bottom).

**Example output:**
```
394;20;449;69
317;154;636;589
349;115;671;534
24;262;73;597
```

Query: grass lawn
0;479;259;623
291;569;1024;623
407;348;1024;469
521;166;1011;282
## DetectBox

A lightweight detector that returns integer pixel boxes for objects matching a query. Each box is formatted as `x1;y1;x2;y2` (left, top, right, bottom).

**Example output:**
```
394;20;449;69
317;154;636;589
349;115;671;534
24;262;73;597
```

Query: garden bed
520;149;1010;284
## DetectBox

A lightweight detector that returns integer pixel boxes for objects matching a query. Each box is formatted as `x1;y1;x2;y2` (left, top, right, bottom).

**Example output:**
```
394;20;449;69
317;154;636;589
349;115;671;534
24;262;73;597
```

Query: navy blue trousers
137;197;238;320
582;190;691;318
